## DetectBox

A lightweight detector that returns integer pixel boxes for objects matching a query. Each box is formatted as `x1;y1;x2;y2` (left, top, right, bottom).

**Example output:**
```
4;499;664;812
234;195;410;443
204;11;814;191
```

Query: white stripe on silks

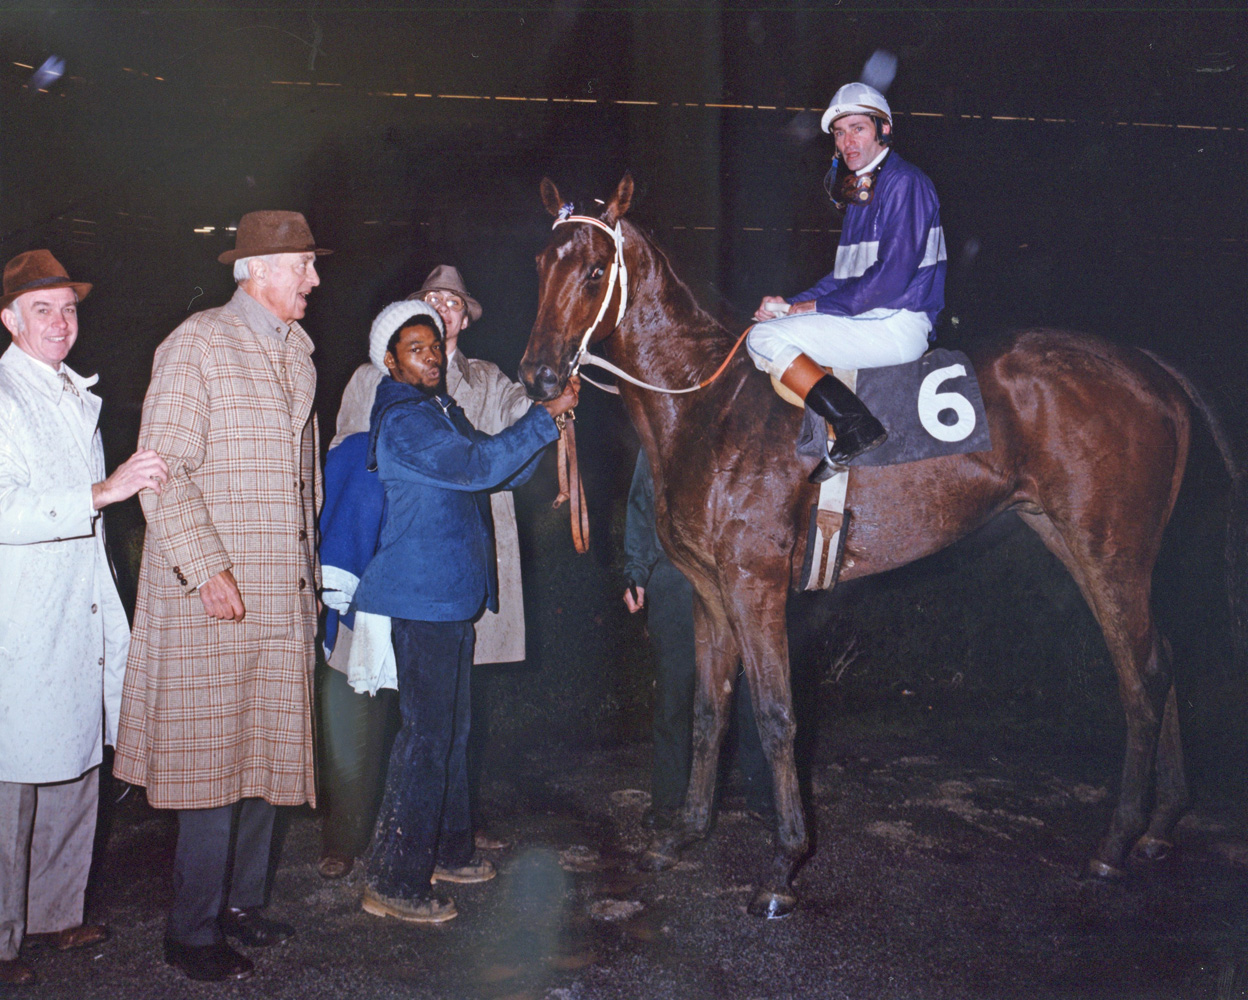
923;226;948;267
834;240;880;279
834;226;946;280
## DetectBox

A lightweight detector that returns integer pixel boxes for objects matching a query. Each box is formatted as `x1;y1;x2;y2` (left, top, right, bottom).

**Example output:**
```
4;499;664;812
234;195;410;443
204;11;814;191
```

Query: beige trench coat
330;349;531;664
114;289;322;810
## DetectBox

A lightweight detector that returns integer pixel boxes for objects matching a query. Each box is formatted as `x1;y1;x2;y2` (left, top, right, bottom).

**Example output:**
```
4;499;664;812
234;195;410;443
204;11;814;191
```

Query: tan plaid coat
113;289;322;809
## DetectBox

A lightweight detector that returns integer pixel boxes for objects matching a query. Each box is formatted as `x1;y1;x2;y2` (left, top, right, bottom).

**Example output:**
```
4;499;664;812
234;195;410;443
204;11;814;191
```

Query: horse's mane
621;216;745;349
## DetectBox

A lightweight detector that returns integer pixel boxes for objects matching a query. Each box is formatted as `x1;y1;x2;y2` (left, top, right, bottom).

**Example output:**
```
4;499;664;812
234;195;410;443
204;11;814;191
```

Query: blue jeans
366;619;474;901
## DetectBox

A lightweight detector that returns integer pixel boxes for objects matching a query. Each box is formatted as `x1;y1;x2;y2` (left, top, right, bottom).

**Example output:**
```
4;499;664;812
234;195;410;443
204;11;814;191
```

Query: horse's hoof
637;848;679;873
747;888;798;919
1085;858;1127;881
1130;836;1174;863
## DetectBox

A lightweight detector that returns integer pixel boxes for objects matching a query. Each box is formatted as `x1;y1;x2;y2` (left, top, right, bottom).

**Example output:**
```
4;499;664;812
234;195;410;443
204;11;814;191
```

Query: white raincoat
0;344;129;784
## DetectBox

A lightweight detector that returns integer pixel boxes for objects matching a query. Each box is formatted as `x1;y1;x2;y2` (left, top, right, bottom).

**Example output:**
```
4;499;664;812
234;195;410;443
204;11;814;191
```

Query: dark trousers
316;656;399;858
647;562;773;814
366;618;474;901
168;798;275;946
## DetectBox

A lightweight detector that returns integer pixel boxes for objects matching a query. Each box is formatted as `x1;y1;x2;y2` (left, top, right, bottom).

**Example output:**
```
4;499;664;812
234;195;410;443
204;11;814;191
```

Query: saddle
771;349;993;590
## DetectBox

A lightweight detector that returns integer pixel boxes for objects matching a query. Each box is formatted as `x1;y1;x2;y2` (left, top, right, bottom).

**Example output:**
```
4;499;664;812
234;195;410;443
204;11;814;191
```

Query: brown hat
405;265;482;322
218;210;332;264
0;250;92;312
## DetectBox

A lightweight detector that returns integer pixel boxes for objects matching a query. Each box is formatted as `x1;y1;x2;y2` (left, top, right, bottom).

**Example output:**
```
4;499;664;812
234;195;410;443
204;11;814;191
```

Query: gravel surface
17;723;1248;1000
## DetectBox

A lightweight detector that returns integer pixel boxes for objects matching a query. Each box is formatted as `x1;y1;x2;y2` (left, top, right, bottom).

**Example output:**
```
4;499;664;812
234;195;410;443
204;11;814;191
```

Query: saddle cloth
781;349;993;590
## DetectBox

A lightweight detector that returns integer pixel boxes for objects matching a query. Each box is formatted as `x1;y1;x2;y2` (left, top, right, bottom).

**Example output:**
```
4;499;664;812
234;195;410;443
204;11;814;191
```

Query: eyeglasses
423;291;465;312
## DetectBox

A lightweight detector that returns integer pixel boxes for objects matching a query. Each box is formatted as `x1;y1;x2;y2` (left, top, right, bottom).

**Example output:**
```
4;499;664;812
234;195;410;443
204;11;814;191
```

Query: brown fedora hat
0;249;92;312
405;265;482;322
218;210;332;264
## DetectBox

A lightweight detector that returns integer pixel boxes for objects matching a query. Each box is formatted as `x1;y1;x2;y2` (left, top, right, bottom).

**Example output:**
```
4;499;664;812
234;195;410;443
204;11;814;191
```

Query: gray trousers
169;799;275;946
0;768;99;960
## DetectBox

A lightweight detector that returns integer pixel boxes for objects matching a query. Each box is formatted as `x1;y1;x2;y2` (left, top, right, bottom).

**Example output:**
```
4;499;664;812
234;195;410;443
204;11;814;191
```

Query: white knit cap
368;299;445;371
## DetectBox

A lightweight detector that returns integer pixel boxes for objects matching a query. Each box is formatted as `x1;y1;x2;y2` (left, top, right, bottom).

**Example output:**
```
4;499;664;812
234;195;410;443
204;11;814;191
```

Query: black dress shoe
219;907;295;947
163;939;254;982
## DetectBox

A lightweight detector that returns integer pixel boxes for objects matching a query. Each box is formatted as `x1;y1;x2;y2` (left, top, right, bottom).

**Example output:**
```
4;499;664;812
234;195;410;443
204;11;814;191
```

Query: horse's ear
603;172;634;224
540;177;563;218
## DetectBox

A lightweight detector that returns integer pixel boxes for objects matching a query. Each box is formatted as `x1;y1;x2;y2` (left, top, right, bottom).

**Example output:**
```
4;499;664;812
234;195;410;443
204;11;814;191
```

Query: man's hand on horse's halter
623;585;646;613
542;374;580;419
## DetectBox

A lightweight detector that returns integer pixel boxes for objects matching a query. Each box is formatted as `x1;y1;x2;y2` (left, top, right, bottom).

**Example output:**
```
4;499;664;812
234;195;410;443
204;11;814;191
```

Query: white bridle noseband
552;205;628;390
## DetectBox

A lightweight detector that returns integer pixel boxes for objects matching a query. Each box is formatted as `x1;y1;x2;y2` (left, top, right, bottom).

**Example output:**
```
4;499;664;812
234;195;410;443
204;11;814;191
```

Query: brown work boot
432;855;496;884
361;887;457;924
0;958;36;986
24;924;109;951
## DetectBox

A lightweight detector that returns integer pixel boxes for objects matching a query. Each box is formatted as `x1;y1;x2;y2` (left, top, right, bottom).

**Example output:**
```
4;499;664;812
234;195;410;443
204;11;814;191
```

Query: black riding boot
805;374;887;482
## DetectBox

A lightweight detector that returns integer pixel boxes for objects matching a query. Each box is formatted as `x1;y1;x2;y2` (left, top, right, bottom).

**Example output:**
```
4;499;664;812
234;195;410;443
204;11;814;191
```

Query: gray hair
233;255;279;283
2;303;24;334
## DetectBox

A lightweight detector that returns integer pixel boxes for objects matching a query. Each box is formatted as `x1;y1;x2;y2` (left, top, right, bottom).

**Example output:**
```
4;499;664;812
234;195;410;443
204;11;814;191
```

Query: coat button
91;604;98;613
298;529;307;541
49;509;57;518
298;578;307;590
98;657;104;666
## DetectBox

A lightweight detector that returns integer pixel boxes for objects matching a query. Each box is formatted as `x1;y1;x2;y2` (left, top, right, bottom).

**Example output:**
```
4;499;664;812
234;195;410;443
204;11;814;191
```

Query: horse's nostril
537;365;557;386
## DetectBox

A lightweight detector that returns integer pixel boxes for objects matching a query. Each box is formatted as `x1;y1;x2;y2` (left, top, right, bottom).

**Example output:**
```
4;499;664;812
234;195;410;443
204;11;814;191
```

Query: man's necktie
58;371;81;398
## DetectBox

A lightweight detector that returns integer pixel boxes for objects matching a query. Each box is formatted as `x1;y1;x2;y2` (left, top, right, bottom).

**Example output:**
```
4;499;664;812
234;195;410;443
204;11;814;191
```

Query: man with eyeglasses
318;265;531;880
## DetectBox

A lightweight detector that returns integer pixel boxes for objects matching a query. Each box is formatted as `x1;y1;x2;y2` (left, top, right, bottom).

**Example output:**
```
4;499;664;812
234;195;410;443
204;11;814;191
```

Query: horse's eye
588;265;605;281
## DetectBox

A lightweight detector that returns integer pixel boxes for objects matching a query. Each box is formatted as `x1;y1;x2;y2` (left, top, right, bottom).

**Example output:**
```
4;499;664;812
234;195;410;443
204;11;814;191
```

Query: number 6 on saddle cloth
780;348;993;468
773;348;993;592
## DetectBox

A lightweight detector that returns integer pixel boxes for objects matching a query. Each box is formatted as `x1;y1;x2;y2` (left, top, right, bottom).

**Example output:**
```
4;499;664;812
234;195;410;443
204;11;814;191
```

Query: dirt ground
14;707;1248;1000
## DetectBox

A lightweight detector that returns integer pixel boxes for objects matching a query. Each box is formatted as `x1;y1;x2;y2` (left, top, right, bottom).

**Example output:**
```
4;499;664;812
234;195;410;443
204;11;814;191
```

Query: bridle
551;205;749;396
544;204;753;556
552;204;628;389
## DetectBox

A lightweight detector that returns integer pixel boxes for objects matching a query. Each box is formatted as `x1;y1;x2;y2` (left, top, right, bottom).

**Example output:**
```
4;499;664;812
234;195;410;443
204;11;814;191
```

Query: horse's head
519;173;634;400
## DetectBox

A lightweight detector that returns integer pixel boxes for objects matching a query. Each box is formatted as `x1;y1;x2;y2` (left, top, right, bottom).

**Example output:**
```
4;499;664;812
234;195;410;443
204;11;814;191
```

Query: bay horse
519;173;1237;918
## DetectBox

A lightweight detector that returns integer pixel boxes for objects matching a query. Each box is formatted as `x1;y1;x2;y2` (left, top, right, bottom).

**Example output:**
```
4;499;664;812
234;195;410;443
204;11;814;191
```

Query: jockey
748;81;947;481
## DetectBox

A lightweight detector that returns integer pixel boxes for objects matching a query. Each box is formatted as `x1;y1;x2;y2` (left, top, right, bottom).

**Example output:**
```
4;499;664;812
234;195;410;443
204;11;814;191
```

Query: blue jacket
792;150;946;329
353;376;558;622
318;432;384;653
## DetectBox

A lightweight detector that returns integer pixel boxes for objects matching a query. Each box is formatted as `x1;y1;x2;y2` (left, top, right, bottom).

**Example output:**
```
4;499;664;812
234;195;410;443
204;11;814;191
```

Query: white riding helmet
820;82;892;133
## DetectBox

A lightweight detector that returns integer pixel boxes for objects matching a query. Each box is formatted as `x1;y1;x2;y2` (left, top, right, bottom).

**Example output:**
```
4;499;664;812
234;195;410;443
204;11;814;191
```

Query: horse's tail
1142;349;1248;669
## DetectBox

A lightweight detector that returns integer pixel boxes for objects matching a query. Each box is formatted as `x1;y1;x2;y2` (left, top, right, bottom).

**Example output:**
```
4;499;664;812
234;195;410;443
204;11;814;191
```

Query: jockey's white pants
746;308;931;380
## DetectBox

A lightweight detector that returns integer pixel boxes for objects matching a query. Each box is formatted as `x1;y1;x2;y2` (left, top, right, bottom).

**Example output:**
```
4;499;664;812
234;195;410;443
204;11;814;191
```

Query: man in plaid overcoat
114;212;328;983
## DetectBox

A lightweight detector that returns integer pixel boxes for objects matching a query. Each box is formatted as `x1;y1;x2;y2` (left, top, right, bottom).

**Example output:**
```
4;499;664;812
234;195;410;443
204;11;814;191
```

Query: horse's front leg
639;597;736;872
736;602;808;918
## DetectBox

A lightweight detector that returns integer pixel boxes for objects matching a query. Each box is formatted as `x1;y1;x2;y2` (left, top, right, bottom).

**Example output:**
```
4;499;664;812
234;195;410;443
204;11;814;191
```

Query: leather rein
545;206;751;553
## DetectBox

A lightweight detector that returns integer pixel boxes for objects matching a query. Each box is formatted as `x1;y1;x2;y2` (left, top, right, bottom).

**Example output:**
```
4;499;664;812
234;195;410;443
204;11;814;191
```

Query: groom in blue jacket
352;312;577;924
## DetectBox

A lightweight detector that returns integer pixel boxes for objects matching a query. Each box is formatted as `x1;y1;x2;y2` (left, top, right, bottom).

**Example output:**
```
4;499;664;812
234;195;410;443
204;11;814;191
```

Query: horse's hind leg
639;594;737;871
1134;678;1189;862
1019;510;1184;876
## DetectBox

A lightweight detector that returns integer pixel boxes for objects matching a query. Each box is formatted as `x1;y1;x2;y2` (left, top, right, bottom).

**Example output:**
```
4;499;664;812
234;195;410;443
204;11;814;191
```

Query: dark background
2;2;1246;798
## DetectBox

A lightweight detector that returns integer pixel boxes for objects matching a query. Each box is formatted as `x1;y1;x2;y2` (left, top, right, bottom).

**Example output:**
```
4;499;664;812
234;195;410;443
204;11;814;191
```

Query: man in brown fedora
318;264;530;878
0;250;167;987
114;212;328;982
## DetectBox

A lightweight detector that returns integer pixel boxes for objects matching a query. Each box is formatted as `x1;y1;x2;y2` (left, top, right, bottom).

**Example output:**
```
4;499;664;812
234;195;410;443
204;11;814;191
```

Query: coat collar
0;342;99;402
225;286;315;356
